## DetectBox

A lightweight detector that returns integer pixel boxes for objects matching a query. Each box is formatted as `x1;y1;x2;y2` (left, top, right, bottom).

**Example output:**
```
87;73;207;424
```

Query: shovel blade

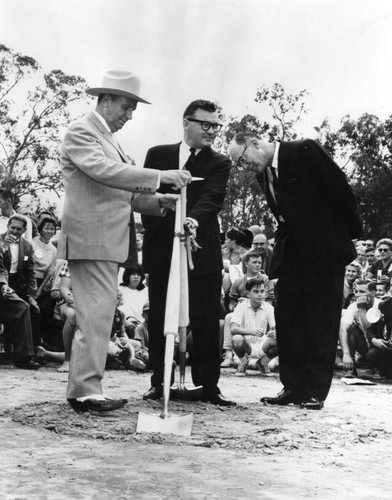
136;411;193;437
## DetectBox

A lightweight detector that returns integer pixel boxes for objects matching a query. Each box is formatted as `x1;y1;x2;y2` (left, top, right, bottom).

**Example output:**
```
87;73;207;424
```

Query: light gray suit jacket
58;111;163;263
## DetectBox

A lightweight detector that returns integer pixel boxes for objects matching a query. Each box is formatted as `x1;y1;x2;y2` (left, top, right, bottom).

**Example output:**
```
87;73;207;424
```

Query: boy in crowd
220;252;274;368
230;278;277;376
340;279;380;378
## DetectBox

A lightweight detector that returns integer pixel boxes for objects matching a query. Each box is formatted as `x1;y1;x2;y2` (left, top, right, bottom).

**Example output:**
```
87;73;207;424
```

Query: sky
2;0;392;168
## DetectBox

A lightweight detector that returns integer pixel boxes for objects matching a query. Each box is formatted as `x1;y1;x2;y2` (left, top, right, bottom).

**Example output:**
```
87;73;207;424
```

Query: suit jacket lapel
87;112;129;163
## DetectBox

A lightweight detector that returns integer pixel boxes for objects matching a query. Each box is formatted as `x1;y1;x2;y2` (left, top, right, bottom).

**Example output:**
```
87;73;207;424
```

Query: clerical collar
93;110;112;133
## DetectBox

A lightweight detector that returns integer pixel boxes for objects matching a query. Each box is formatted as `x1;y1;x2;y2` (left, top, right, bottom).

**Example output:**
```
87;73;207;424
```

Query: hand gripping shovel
136;196;193;437
170;186;204;401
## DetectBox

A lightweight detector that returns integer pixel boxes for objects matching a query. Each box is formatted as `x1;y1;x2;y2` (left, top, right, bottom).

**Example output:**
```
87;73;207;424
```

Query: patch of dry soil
2;365;392;499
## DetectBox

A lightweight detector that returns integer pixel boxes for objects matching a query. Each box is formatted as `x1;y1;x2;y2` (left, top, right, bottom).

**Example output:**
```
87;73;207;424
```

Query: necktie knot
189;147;196;156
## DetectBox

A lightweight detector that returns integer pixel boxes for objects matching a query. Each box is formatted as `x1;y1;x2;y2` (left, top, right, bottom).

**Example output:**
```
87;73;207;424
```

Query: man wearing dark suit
0;215;40;369
229;133;362;409
142;100;235;406
1;215;41;347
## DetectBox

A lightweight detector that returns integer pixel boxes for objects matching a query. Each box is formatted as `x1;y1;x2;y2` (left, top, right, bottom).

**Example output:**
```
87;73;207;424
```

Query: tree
0;44;89;205
315;113;392;240
218;84;309;232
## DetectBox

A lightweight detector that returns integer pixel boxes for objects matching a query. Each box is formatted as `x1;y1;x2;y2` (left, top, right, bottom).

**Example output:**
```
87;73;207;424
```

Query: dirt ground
1;363;392;500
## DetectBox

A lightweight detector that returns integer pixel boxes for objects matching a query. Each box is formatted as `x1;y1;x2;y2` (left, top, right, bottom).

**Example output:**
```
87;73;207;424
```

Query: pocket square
288;178;299;183
23;256;29;261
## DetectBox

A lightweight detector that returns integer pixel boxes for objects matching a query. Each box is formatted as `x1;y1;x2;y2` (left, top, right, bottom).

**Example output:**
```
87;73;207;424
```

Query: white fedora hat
86;70;150;104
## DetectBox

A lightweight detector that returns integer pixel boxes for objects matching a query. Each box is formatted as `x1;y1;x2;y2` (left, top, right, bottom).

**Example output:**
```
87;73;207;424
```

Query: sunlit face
376;245;392;261
252;235;268;256
128;273;142;289
248;285;265;306
245;257;262;275
102;95;137;132
376;284;387;299
40;222;56;242
228;140;270;173
345;265;359;282
183;110;220;149
355;284;375;307
356;247;366;263
7;219;26;240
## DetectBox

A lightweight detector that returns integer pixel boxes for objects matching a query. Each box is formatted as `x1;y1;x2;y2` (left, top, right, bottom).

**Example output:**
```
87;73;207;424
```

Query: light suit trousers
67;259;118;399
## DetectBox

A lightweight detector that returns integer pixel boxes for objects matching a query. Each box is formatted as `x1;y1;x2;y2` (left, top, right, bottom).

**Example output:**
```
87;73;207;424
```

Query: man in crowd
142;99;235;406
0;189;33;242
367;239;392;284
0;215;41;347
229;133;362;409
366;295;392;380
0;237;39;370
58;70;191;413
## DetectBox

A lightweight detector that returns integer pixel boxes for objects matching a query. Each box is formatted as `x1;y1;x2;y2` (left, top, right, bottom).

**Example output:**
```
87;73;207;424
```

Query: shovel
137;196;193;437
170;186;204;401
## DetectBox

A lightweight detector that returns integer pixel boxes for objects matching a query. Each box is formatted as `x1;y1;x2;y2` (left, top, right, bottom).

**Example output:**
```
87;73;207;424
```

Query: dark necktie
267;167;279;205
183;147;197;172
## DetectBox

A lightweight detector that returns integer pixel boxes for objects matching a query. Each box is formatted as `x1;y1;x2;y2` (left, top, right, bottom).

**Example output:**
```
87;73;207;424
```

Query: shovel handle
163;197;181;337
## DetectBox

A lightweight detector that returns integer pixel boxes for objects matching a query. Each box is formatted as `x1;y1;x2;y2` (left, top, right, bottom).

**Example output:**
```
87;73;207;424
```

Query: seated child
106;289;146;372
230;277;278;377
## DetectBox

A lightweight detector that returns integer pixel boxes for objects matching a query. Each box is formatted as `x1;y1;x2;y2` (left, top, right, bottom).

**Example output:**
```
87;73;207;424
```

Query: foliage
218;84;309;232
0;44;88;205
315;113;392;240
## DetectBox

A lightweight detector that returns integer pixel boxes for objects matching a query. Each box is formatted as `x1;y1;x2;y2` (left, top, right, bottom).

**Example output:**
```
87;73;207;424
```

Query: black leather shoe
15;358;40;370
202;393;236;407
67;398;128;413
143;386;163;400
261;389;302;406
300;397;324;410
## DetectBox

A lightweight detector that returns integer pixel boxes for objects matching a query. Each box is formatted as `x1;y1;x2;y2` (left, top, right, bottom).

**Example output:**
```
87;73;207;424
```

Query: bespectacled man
228;132;362;410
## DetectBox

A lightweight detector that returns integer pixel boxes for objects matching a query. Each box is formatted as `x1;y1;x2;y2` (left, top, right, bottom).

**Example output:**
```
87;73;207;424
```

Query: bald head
252;233;269;256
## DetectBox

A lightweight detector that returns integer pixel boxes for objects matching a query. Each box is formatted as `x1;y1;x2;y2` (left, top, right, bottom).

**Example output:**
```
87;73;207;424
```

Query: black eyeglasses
185;117;222;133
378;248;390;252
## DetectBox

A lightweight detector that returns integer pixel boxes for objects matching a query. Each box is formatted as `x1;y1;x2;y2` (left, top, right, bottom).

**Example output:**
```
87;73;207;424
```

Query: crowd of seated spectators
1;191;391;388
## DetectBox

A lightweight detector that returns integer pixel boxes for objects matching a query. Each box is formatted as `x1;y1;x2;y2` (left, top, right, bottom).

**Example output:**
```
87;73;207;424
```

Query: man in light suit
58;70;191;413
229;133;362;410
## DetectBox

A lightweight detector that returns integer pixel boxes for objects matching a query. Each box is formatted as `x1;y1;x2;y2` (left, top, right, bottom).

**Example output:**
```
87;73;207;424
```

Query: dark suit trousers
0;294;35;362
9;275;41;347
275;263;344;401
148;270;222;396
